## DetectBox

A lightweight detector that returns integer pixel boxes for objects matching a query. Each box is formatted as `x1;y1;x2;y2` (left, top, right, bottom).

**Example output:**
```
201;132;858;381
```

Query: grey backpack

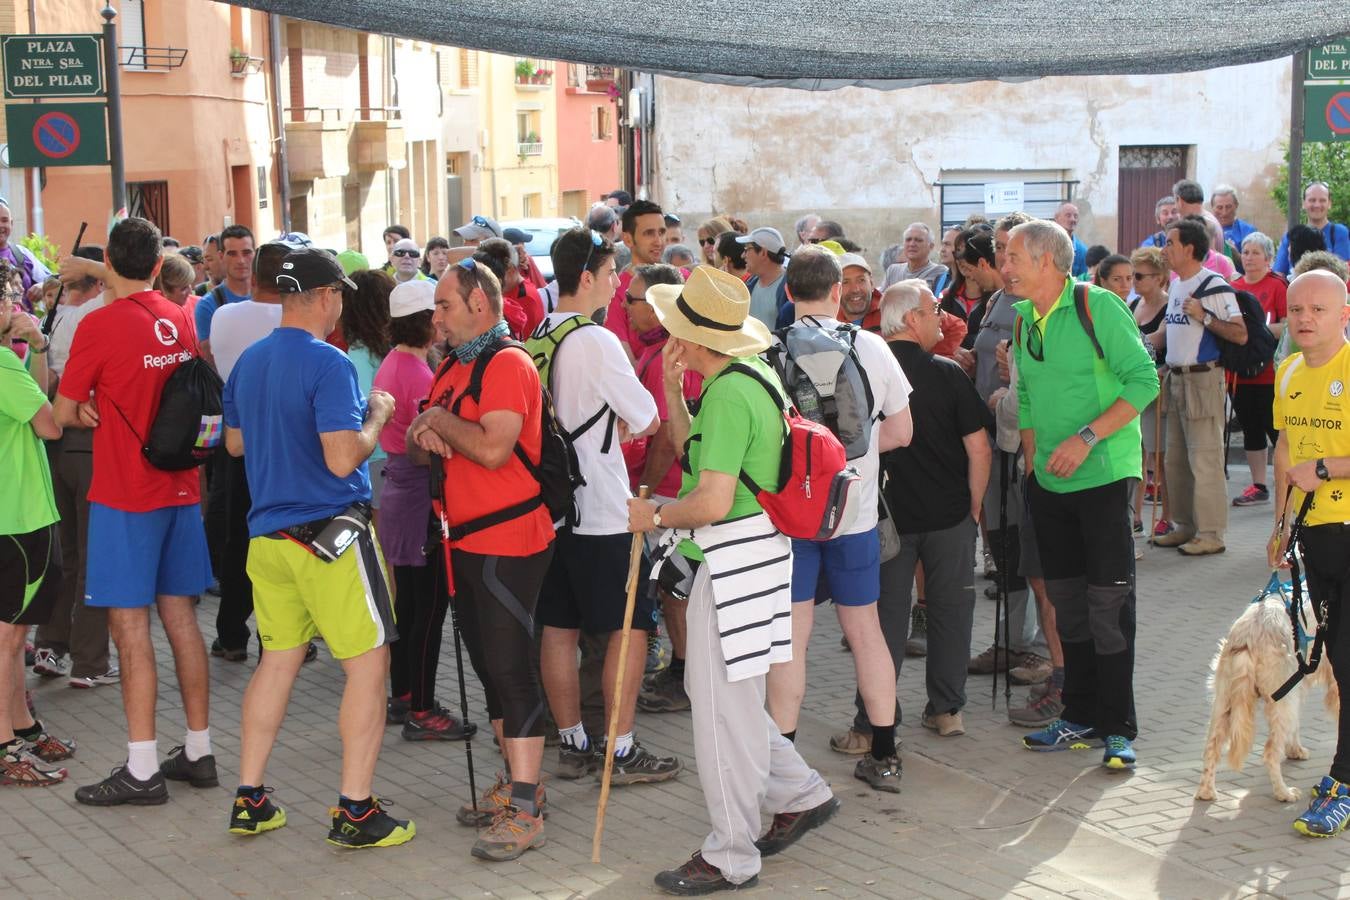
768;321;875;460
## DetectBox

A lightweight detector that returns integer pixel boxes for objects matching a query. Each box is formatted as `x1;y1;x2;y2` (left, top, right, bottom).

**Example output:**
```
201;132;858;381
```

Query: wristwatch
652;505;664;528
1077;425;1098;448
1202;311;1215;326
27;338;49;354
1316;458;1331;482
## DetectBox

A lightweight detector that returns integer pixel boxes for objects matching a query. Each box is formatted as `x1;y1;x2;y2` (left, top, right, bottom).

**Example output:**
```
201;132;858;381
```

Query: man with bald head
1270;270;1350;837
1053;203;1088;278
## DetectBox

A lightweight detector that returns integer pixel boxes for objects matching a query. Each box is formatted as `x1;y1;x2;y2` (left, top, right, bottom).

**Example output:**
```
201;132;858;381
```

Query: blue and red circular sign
1328;92;1350;137
32;111;81;159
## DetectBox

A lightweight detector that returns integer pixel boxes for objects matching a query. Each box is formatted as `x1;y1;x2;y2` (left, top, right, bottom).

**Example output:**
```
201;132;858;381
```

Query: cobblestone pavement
6;478;1348;899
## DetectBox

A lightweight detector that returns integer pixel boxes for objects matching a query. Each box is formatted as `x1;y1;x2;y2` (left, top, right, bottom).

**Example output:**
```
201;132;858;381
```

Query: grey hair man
1141;195;1181;249
1211;184;1257;251
794;214;821;249
882;223;948;295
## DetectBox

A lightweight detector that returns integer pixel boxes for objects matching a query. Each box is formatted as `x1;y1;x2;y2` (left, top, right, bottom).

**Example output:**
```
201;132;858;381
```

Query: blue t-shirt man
195;282;250;341
223;327;370;536
1274;221;1350;275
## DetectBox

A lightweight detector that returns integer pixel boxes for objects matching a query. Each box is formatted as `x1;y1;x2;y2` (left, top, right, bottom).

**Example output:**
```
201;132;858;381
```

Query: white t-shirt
785;316;912;535
542;312;657;535
210;300;284;381
46;299;100;377
1163;268;1240;368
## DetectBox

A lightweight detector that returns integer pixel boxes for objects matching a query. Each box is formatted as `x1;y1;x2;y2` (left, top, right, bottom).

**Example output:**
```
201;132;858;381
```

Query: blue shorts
790;528;880;606
86;502;214;608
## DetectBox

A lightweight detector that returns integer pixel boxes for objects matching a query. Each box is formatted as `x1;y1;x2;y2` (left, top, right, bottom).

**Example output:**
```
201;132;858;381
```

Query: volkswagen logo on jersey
1331;380;1344;398
154;318;179;347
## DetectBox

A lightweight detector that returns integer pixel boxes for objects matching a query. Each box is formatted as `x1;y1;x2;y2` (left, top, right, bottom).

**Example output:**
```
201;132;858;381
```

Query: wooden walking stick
592;484;652;863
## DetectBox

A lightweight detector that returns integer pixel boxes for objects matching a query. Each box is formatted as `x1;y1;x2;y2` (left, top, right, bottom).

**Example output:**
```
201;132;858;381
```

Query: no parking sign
2;101;107;167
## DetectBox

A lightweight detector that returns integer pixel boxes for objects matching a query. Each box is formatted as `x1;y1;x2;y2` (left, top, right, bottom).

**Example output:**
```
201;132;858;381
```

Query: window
459;50;479;89
592;106;613;141
119;0;147;71
127;180;170;234
516;109;542;156
257;165;269;210
937;168;1075;230
523;193;542;217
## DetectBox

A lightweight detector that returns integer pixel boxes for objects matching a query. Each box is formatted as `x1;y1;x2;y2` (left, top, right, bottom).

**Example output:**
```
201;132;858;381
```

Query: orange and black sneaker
470;805;545;861
229;787;287;835
457;772;548;828
326;797;415;849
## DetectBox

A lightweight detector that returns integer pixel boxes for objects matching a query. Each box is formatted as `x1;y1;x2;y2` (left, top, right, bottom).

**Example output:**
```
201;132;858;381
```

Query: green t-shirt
678;355;786;561
0;348;59;535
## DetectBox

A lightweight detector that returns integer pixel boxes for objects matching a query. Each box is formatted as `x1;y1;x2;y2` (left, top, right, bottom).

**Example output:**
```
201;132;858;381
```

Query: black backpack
1194;276;1277;379
107;298;223;471
436;338;584;540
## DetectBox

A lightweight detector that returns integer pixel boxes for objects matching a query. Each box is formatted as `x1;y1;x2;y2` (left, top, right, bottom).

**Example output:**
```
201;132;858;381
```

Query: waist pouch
276;502;373;562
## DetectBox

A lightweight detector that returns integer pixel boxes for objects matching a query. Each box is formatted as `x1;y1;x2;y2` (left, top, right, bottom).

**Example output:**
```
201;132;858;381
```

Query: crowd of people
2;173;1350;893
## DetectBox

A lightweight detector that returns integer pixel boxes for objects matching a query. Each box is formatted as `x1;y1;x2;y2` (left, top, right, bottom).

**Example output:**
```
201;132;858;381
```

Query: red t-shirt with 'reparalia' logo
58;290;202;511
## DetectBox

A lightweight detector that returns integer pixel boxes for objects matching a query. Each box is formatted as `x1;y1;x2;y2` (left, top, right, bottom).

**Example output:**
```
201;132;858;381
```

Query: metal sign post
101;3;126;214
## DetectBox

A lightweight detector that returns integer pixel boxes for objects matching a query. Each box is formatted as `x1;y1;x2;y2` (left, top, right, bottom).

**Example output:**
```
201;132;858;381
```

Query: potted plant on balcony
515;59;533;83
230;47;251;77
536;68;553;85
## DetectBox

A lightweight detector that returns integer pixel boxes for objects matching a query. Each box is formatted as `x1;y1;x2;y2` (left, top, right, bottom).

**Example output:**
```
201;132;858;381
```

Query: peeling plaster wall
653;60;1291;259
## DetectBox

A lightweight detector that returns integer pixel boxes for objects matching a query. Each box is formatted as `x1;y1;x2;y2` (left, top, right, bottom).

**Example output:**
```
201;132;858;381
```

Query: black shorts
1231;382;1278;452
537;528;655;633
1;524;61;625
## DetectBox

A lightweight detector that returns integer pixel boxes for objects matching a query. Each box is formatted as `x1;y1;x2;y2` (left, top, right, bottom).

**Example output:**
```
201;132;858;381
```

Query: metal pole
268;14;291;231
101;3;127;215
1288;49;1307;233
26;0;43;234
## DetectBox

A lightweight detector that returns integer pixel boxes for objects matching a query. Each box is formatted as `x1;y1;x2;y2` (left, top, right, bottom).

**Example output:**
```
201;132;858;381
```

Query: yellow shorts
246;528;396;659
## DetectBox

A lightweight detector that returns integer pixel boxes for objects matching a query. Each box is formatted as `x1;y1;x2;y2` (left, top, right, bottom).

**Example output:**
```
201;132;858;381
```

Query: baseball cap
389;279;435;318
818;240;846;256
336;249;369;275
736;226;787;255
502;227;532;245
178;245;204;264
454;214;503;242
838;252;871;273
276;247;357;294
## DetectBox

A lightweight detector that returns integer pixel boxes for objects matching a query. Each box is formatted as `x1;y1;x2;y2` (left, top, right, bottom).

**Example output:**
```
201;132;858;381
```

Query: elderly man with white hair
882;223;948;295
1211;184;1257;253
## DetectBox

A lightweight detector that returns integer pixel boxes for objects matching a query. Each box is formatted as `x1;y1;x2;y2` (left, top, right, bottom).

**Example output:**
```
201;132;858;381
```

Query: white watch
652;507;664;528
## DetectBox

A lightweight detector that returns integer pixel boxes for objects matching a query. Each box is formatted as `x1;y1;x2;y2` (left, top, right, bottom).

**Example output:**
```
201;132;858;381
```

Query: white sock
614;731;635;758
558;722;588;751
184;727;212;762
127;740;159;781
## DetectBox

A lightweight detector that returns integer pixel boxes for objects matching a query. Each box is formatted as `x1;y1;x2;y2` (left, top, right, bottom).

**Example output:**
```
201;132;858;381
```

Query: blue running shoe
1102;735;1136;771
1022;719;1102;751
1294;776;1350;838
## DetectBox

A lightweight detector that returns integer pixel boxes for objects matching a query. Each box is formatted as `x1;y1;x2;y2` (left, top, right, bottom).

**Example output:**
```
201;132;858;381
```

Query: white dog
1196;589;1339;802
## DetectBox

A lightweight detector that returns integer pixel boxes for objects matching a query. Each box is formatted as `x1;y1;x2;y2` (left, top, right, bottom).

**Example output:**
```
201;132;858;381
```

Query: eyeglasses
392;249;421;258
623;293;647;305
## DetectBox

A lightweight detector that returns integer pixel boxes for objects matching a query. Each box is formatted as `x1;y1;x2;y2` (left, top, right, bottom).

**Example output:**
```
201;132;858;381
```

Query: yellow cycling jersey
1275;342;1350;526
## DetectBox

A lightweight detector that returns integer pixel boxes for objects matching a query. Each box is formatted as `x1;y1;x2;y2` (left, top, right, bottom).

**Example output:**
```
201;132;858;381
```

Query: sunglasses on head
581;228;603;272
392;249;420;258
472;214;490;227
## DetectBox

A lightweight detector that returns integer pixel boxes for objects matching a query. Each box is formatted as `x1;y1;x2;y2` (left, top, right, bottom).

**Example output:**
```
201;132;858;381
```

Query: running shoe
1022;718;1103;751
75;766;168;806
229;788;288;835
854;754;902;793
456;772;548;828
753;796;840;857
0;743;67;787
386;693;411;726
646;628;670;675
1233;484;1270;507
607;743;682;785
655;851;757;894
1294;776;1350;838
327;798;415;849
471;805;544;861
160;745;219;788
1102;735;1136;771
905;605;927;658
24;728;75;763
69;666;120;689
31;648;69;678
982;549;998;580
637;666;691;712
401;707;477;742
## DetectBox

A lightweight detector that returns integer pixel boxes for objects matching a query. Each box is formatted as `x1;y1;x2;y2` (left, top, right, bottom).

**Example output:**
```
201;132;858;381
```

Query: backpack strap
1072;283;1105;360
718;361;789;496
836;323;876;421
536;316;616;450
449;338;527;415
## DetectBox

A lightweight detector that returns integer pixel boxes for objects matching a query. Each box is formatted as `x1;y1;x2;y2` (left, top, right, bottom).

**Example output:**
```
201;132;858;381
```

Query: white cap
389;279;435;318
837;253;871;274
735;226;788;255
453;214;503;242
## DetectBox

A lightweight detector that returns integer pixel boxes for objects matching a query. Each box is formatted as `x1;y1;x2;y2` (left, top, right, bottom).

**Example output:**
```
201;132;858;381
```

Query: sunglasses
392;249;421;258
699;237;717;247
807;238;823;244
581;228;603;272
1133;271;1160;280
623;293;647;305
1025;318;1047;362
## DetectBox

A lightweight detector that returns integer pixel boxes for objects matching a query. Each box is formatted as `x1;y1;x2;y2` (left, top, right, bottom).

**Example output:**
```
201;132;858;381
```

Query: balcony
584;64;617;93
514;59;554;90
285;122;348;180
353;116;406;173
517;141;543;157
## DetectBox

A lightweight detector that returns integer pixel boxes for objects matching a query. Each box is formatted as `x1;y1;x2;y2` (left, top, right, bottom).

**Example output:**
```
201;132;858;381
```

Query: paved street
6;476;1349;899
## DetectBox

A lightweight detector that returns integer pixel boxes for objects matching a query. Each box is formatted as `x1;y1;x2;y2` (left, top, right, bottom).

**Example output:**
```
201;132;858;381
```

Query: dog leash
1272;487;1323;702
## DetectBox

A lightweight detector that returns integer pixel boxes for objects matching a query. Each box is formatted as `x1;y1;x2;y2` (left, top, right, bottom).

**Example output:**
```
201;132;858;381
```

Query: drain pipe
269;14;291;231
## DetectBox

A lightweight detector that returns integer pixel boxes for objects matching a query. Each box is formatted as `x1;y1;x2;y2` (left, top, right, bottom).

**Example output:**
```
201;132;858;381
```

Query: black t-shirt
883;340;990;534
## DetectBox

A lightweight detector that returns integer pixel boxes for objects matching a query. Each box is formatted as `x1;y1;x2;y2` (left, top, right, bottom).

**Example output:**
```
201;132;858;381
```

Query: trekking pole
995;450;1010;709
42;221;87;336
430;454;477;814
1149;375;1166;543
593;484;651;864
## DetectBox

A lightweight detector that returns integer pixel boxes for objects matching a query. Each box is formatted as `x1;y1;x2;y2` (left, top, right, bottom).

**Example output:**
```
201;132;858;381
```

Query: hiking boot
1009;654;1053;685
753;796;840;856
327;798;415;848
31;648;69;678
24;729;75;763
1178;537;1225;556
638;666;691;712
160;745;220;788
921;710;965;737
555;742;599;780
386;694;411;726
75;766;168;806
1151;526;1192;547
1102;735;1136;772
1022;719;1103;752
968;644;1028;675
607;743;682;785
905;605;927;657
854;754;902;793
210;639;247;662
69;666;119;689
982;549;998;580
1294;776;1350;837
0;743;67;787
471;805;544;861
1009;685;1064;728
646;629;670;675
401;707;477;742
655;851;757;895
456;772;548;828
229;788;288;835
828;726;871;755
1233;484;1270;507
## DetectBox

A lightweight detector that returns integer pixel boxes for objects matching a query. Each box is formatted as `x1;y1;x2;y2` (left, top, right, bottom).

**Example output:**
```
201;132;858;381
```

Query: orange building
556;63;622;220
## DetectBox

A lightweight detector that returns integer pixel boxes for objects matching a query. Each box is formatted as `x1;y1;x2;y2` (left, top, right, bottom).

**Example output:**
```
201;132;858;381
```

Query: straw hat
646;265;772;357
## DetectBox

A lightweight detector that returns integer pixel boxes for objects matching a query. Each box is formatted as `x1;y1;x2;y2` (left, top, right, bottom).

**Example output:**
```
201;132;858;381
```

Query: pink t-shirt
623;336;703;498
373;348;434;456
603;270;639;355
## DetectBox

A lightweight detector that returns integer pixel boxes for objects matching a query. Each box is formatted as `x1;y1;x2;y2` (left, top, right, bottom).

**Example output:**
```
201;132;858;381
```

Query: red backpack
714;361;862;541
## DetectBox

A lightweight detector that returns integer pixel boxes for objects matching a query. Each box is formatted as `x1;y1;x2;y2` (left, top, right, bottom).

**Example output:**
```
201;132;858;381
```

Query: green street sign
1309;39;1350;81
1;34;104;99
3;102;108;167
1304;83;1350;143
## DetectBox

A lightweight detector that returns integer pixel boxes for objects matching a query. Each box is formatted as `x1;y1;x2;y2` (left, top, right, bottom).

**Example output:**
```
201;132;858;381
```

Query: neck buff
638;324;668;347
453;320;510;363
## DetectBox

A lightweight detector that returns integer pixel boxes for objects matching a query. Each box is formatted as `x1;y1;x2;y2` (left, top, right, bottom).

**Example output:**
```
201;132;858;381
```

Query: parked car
500;217;581;282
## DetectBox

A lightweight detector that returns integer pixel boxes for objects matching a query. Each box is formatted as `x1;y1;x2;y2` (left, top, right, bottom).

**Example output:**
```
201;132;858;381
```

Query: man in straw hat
628;266;837;895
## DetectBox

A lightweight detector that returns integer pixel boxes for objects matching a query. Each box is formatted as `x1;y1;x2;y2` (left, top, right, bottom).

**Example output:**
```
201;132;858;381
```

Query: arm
410;405;522;470
628;469;737;533
225;425;244;458
638;422;678;489
1019;427;1036;478
663;341;693;453
52;392;98;429
1203;312;1247;345
319;389;394;478
877;406;912;451
963;429;991;523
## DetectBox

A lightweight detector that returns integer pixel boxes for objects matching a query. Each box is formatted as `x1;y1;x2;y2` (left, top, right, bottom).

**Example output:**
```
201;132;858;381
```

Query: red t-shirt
623;337;703;498
1231;272;1288;385
427;346;553;556
604;270;640;356
517;282;545;337
59;290;202;511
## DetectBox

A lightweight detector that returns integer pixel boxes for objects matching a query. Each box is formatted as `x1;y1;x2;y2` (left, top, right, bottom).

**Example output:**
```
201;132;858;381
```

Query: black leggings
389;556;451;712
1297;525;1350;783
1231;382;1277;453
452;544;553;739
